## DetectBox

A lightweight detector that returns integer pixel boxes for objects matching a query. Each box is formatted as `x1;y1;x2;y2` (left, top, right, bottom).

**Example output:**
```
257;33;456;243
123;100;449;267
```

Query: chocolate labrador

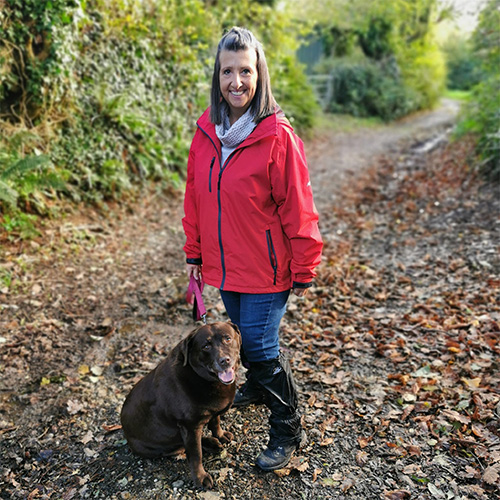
120;322;241;489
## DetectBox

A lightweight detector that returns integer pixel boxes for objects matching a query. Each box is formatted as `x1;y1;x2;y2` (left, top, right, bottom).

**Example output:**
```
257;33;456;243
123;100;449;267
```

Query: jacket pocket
266;229;278;285
208;156;215;192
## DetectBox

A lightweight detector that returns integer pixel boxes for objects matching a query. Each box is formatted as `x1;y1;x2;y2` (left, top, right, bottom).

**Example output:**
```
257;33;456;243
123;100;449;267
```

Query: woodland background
0;0;498;236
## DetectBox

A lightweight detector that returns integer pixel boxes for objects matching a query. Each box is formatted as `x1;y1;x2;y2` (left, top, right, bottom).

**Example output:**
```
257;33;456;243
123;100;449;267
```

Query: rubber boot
233;349;265;408
250;354;305;471
233;372;266;407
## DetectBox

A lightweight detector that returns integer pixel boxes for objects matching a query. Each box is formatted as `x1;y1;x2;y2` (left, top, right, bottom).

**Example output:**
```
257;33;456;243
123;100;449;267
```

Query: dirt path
1;100;498;500
307;98;460;215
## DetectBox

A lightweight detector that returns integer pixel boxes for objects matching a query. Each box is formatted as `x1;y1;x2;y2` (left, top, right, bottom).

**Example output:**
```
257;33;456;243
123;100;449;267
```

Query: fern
0;179;19;206
0;155;50;180
0;154;52;208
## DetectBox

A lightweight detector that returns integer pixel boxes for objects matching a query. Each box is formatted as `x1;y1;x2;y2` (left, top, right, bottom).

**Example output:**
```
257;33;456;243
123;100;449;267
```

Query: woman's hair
210;27;276;124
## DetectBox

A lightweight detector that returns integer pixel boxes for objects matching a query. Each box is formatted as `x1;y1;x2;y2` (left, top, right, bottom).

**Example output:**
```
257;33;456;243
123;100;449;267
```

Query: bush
442;34;484;91
0;0;318;216
315;57;418;121
456;0;500;180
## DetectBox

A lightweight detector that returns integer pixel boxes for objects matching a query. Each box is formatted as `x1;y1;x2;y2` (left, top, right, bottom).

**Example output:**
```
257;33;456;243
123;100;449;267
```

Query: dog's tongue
218;368;235;384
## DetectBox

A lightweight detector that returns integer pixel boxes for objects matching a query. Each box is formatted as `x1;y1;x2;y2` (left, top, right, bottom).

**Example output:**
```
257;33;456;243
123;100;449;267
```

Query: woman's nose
232;74;241;88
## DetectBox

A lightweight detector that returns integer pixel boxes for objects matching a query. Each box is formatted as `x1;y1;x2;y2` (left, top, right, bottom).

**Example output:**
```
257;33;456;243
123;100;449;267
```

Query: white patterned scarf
215;107;257;149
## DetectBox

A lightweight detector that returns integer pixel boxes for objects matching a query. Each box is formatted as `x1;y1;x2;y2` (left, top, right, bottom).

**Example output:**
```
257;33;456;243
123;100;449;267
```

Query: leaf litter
0;117;499;499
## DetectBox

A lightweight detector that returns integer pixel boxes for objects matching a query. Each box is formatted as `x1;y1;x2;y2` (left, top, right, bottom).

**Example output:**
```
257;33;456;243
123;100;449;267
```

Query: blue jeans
220;290;290;363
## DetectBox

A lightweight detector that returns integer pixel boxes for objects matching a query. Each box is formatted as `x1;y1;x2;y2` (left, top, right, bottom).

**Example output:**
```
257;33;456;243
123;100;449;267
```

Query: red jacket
182;108;322;293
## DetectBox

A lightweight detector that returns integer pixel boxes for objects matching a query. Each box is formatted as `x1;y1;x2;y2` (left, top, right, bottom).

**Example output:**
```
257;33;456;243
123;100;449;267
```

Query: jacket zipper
208;156;215;192
197;123;249;290
266;230;278;285
217;152;238;290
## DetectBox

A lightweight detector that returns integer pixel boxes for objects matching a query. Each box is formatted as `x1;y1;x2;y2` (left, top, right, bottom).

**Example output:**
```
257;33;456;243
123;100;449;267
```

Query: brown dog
120;322;241;489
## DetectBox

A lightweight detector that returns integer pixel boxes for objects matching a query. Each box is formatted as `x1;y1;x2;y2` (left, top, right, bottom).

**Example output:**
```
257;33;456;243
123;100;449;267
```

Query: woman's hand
186;264;202;280
292;287;309;298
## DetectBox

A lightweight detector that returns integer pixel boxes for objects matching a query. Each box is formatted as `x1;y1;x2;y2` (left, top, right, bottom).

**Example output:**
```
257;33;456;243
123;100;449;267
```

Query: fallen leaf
384;490;411;500
427;483;445;498
320;437;334;446
217;467;232;484
461;377;481;389
356;450;369;466
341;477;355;492
358;436;370;448
67;400;84;415
312;468;322;482
483;463;500;485
78;365;90;376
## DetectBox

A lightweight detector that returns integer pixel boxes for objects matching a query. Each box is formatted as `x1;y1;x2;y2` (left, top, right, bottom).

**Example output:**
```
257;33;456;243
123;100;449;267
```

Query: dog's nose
219;356;231;368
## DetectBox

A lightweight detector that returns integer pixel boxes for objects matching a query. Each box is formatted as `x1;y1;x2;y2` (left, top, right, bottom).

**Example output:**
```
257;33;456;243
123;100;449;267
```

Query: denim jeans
220;290;290;363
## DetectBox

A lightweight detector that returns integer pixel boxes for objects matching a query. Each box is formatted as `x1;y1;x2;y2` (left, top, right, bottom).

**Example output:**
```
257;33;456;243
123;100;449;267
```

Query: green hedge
0;0;318;217
315;57;419;121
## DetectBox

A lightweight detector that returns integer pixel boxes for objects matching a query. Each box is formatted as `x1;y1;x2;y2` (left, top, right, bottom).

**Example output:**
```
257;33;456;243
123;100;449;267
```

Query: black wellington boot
251;354;306;471
233;372;266;407
233;350;265;408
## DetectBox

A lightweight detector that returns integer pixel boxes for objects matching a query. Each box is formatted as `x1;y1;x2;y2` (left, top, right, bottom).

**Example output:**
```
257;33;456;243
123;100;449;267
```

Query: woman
182;27;322;471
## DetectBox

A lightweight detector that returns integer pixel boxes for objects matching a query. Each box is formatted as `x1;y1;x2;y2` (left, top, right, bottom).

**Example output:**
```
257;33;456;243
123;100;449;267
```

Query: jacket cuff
186;257;202;265
292;281;312;289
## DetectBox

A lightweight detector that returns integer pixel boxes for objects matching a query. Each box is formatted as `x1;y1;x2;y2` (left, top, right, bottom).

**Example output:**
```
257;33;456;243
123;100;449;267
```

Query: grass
312;111;384;136
444;89;471;101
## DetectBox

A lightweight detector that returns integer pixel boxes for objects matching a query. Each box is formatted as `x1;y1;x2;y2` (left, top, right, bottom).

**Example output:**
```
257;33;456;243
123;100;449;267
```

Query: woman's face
219;48;258;124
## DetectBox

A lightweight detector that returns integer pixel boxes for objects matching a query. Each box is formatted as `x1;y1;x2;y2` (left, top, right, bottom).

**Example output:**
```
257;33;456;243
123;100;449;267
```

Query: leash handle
186;275;207;323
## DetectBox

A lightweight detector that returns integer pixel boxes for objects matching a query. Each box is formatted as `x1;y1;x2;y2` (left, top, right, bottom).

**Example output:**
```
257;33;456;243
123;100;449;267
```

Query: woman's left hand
293;288;309;298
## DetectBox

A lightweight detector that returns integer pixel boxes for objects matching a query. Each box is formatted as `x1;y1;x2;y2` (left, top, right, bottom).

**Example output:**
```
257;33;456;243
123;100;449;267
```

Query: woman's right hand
186;264;201;280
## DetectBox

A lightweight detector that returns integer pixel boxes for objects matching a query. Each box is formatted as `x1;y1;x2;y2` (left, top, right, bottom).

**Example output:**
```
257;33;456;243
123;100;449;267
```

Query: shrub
456;0;500;180
0;0;318;218
315;57;418;121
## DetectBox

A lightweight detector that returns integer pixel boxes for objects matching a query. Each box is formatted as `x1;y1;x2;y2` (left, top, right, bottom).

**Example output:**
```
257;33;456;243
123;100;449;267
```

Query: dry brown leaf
384;490;411;500
358;436;370;448
483;463;500;485
320;437;334;446
356;450;369;466
341;477;355;492
312;468;322;482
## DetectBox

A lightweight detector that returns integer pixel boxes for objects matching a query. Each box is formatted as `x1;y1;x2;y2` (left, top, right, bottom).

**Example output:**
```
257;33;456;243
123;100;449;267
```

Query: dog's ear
228;321;240;336
228;322;242;348
179;328;195;367
179;325;205;366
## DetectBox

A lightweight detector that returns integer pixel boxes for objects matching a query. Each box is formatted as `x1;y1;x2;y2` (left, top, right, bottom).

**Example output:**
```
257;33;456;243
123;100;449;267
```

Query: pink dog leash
186;275;207;324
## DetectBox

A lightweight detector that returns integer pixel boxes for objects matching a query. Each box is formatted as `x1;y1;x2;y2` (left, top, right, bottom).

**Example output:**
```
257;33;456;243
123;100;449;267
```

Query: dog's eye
223;336;232;344
203;343;211;351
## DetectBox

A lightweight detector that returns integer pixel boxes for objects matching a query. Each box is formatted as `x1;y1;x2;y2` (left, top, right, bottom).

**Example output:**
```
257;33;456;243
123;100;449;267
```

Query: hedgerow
0;0;318;226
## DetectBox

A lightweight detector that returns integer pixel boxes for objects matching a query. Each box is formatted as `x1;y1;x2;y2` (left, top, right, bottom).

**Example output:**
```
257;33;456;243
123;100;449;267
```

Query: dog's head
180;322;241;385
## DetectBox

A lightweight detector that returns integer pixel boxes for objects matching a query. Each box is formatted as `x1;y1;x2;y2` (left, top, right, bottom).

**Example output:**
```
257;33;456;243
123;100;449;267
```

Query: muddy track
3;99;498;500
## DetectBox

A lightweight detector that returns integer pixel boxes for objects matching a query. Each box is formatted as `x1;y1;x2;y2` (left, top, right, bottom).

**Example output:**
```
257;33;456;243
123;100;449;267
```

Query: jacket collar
197;107;285;150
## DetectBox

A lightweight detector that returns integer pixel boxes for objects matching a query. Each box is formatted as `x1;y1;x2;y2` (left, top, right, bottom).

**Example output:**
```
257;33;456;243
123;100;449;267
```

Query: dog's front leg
179;424;213;489
208;414;234;444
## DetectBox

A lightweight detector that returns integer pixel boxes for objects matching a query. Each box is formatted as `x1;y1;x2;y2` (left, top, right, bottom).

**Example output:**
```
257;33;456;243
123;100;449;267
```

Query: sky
441;0;488;32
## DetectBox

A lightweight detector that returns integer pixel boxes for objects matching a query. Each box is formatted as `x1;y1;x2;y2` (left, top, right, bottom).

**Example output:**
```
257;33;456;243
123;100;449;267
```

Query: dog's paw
219;431;233;444
202;436;224;452
218;430;234;444
195;471;214;490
